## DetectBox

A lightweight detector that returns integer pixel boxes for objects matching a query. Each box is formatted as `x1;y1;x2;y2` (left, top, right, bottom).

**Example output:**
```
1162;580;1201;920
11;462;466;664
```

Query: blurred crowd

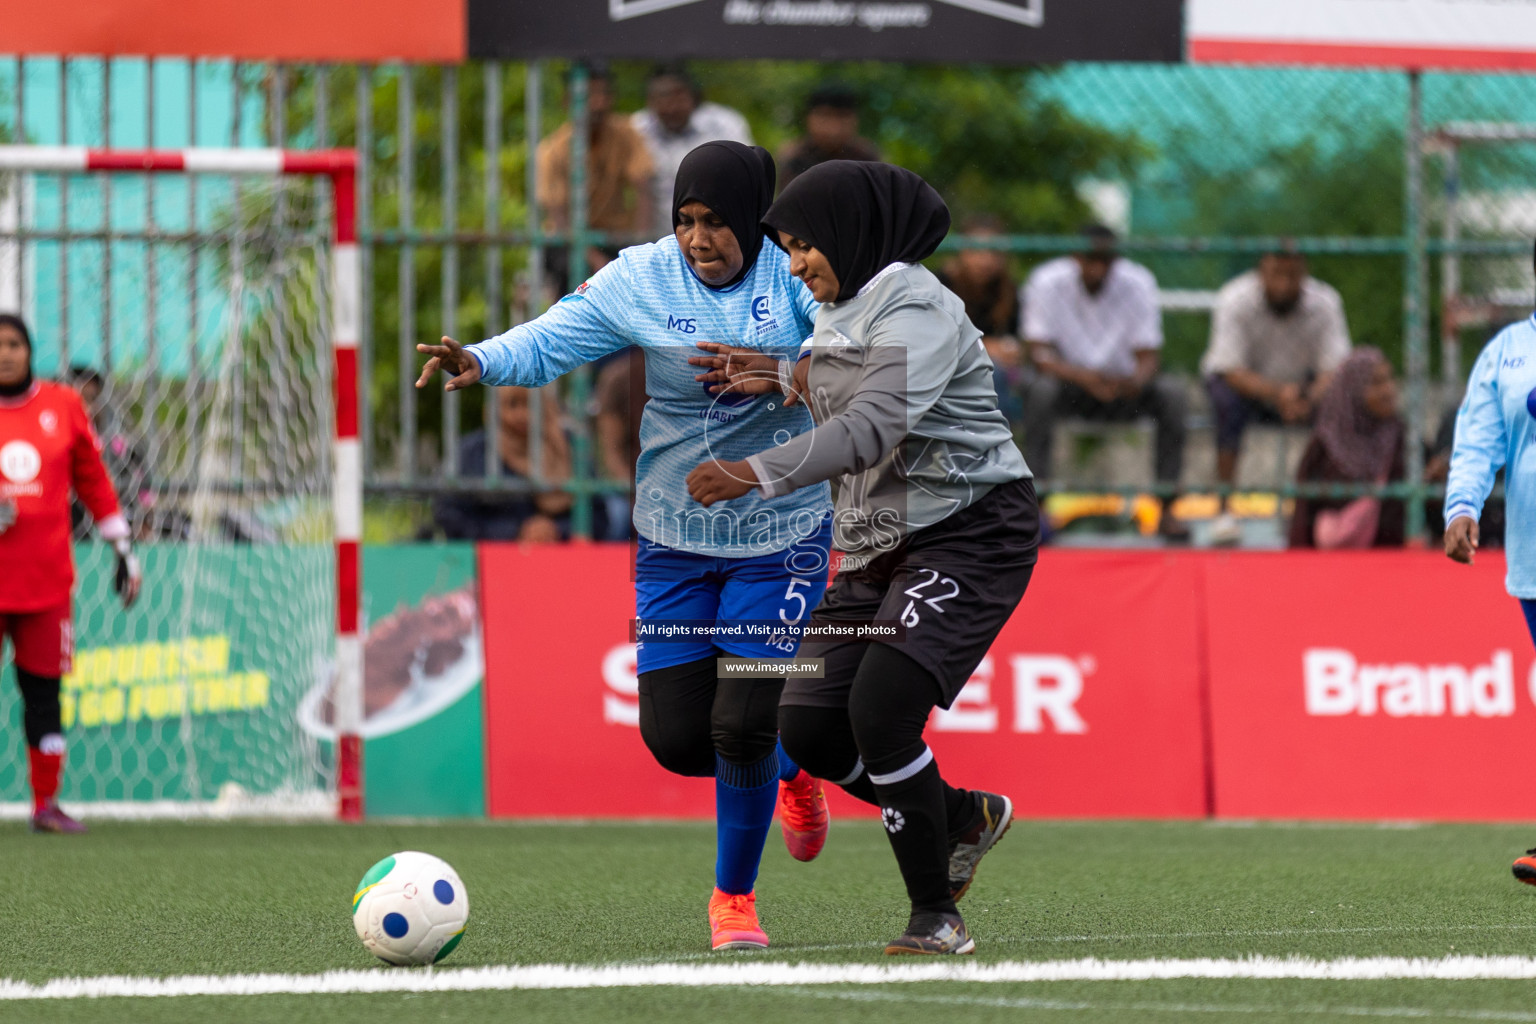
87;58;1454;553
424;60;1494;551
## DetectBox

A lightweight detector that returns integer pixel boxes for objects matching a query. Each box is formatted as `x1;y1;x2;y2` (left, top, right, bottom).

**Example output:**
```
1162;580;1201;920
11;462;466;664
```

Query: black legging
779;643;972;827
15;669;62;746
638;653;784;775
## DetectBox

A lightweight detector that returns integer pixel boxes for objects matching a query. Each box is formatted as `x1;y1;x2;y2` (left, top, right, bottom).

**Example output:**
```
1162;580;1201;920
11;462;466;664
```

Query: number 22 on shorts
900;568;959;628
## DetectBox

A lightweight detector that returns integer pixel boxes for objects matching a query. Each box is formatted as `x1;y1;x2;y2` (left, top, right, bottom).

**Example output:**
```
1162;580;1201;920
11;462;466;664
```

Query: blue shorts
634;518;832;674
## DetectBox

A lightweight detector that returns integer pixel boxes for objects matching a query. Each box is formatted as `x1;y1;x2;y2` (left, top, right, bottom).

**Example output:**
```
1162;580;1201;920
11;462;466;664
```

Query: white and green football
352;851;468;965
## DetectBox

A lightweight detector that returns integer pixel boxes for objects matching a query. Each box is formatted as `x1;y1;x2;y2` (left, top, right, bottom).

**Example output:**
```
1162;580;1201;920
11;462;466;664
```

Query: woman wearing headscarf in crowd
1442;247;1536;882
417;142;835;952
0;314;141;835
1287;347;1405;549
686;161;1039;955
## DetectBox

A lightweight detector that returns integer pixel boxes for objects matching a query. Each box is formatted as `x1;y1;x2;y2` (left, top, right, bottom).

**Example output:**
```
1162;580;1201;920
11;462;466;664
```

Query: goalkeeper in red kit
0;314;141;833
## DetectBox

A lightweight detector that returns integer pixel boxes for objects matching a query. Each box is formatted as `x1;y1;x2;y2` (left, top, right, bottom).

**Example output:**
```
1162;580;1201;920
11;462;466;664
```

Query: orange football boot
708;888;769;951
778;769;830;862
1512;849;1536;885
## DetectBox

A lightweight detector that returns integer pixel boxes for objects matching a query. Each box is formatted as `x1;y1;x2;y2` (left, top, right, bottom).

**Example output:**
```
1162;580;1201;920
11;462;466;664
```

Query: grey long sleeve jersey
746;263;1030;556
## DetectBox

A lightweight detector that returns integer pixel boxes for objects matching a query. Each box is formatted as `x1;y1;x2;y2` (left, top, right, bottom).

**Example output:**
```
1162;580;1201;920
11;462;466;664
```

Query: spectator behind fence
1287;348;1404;549
536;62;655;296
1203;247;1351;545
433;386;604;543
1019;225;1189;540
1424;397;1504;548
936;214;1024;428
777;83;880;192
64;365;158;540
592;351;645;541
631;64;753;239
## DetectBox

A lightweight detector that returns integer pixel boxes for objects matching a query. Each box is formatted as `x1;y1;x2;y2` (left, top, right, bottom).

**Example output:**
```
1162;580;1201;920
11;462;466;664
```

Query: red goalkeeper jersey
0;381;125;612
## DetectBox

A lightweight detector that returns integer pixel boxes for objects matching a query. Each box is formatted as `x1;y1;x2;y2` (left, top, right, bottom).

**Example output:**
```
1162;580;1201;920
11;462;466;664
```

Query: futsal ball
352;851;469;965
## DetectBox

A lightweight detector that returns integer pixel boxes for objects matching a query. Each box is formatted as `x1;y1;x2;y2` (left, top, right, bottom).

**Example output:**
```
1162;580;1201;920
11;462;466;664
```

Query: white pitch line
11;956;1536;1001
628;923;1536;964
793;986;1536;1022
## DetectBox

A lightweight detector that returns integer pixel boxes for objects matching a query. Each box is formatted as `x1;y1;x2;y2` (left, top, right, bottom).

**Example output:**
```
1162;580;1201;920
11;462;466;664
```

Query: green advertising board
0;543;485;818
357;544;485;819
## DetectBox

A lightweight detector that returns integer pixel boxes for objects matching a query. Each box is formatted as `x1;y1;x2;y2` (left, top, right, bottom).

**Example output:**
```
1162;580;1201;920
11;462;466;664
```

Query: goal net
0;148;362;819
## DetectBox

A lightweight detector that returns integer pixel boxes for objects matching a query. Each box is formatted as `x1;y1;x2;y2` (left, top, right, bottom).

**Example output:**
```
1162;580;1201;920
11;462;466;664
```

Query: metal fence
2;56;1534;542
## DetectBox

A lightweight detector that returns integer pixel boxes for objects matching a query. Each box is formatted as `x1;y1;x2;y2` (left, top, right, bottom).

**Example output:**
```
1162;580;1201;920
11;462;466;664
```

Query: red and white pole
328;163;365;823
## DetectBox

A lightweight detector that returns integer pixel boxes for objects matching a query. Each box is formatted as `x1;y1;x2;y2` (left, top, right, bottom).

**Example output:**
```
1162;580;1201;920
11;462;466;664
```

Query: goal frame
0;145;364;822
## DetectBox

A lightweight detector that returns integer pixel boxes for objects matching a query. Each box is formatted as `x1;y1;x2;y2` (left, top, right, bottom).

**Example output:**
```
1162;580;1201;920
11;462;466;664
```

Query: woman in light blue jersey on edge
416;142;832;951
1444;241;1536;885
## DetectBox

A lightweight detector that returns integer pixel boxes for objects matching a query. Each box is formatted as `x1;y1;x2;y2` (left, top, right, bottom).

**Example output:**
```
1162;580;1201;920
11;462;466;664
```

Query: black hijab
672;141;776;290
0;313;33;398
763;160;950;302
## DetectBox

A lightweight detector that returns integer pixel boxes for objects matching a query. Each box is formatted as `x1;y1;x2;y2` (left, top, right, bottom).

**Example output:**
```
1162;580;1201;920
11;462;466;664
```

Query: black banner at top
467;0;1184;64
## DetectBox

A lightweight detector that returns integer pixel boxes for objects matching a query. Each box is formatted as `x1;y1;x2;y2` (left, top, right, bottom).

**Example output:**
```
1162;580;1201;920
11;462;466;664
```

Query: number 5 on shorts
780;578;808;626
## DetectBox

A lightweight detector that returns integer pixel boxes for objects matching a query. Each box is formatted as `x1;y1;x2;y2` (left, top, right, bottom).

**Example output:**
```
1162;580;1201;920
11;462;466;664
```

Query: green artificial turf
5;818;1536;1022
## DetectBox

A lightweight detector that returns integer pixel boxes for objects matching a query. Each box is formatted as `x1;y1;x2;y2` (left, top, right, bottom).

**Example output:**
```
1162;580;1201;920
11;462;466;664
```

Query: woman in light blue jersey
687;162;1038;956
417;142;833;952
1444;241;1536;885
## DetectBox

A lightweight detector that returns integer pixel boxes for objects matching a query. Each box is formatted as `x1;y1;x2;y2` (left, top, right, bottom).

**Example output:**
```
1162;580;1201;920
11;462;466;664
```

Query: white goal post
0;146;364;821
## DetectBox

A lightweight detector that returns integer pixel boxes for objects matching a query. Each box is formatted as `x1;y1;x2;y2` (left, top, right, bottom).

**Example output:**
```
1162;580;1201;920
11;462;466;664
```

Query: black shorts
783;477;1040;710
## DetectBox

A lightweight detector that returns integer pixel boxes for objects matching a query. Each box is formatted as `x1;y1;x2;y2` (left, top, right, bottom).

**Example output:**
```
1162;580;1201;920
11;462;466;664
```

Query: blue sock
776;739;801;783
714;752;779;895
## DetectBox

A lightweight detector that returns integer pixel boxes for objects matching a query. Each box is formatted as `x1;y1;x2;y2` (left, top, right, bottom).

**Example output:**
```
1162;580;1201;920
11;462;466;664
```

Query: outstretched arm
418;263;635;392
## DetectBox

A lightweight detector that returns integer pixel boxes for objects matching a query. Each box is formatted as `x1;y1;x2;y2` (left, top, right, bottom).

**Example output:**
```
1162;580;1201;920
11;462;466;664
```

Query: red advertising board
6;0;466;62
1204;551;1535;821
479;545;1210;820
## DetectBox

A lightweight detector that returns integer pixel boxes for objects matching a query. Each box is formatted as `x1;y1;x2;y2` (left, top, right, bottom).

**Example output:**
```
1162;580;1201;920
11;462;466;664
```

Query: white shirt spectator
1200;269;1351;384
1021;256;1162;378
632;102;754;237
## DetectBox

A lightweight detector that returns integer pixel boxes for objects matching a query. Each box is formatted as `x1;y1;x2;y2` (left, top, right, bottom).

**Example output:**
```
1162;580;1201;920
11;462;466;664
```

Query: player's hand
1444;515;1479;564
688;342;791;403
788;356;810;408
686;459;757;507
415;336;482;393
112;538;142;608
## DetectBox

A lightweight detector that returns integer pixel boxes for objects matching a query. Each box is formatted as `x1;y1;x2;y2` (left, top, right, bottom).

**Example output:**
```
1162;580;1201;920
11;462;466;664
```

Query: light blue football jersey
467;237;831;557
1446;315;1536;597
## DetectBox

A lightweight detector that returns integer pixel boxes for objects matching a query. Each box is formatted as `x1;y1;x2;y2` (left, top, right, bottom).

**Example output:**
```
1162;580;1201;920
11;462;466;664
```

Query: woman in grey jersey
686;161;1039;955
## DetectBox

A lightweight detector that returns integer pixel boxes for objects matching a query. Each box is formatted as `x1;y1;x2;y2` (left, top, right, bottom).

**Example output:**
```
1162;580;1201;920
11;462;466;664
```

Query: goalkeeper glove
112;537;142;608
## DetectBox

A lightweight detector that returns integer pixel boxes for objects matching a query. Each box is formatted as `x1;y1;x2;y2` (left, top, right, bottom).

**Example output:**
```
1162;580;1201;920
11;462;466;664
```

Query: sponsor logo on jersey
1506;356;1527;369
751;295;782;336
668;315;698;334
38;410;58;434
557;280;593;304
0;440;41;484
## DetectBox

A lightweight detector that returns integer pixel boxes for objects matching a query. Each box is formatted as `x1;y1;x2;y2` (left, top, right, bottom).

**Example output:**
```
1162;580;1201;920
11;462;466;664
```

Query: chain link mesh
0;168;334;809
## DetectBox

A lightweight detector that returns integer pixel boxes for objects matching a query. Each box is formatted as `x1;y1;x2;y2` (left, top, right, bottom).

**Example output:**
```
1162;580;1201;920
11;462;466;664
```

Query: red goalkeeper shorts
0;602;74;677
